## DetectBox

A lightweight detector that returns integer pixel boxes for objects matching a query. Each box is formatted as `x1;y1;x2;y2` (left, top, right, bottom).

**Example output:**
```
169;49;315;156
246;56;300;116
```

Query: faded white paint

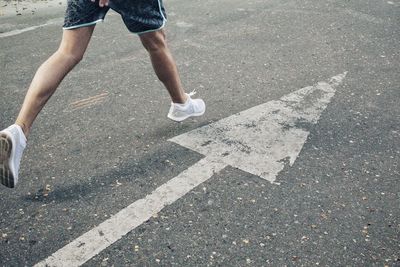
170;72;347;182
34;72;347;266
35;158;226;267
0;18;62;38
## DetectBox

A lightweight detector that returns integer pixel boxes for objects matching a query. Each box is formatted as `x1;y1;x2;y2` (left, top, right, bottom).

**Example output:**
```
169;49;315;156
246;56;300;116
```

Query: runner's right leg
0;26;95;188
15;26;95;137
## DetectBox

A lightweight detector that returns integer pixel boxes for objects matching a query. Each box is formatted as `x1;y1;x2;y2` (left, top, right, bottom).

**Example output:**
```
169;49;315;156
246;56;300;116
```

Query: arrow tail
35;158;226;267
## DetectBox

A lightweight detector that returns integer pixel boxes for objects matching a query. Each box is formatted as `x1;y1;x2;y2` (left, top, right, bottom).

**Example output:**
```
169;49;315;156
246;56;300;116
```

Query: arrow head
170;73;347;182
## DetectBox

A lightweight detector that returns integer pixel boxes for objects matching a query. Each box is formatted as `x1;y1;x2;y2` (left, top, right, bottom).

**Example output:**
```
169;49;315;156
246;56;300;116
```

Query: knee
56;49;84;65
140;31;167;53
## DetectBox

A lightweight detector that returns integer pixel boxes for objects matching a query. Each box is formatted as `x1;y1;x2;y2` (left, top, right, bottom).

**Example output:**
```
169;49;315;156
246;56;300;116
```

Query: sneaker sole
0;133;15;188
168;110;206;122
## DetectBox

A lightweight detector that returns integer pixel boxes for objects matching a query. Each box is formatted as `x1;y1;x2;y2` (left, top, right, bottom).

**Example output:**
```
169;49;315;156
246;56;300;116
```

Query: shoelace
172;90;196;106
173;90;196;105
187;90;197;97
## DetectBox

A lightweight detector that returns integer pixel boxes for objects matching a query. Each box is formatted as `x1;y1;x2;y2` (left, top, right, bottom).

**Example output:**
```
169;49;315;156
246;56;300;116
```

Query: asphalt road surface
0;0;399;266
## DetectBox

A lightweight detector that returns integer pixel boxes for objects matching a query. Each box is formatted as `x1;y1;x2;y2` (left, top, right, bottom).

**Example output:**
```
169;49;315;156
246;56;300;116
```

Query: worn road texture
0;0;399;266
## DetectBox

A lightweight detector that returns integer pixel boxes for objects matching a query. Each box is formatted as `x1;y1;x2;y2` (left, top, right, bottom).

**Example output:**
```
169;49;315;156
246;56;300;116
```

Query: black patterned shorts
63;0;167;34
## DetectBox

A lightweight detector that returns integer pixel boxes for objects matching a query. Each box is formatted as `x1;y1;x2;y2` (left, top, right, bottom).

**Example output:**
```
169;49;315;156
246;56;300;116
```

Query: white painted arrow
35;72;347;267
170;72;347;183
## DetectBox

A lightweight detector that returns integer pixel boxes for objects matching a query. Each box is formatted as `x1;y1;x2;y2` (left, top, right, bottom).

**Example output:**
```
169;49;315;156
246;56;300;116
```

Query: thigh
59;26;95;56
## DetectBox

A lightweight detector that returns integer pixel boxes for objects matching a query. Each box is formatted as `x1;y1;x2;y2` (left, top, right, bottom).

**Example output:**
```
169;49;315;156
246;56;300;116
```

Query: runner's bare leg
15;26;95;137
139;29;188;104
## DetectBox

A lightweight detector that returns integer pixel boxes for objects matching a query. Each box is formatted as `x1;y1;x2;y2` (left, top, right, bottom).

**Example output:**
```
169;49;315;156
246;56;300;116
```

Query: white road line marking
35;72;347;266
170;72;348;182
34;158;226;267
0;25;46;38
0;18;62;38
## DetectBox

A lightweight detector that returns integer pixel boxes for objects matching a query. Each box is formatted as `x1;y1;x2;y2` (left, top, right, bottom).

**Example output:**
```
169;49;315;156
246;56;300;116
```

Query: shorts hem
63;19;104;30
134;0;167;35
134;20;167;35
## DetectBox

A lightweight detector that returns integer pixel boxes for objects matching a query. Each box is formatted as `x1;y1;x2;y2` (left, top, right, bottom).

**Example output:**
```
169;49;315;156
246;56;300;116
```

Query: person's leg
139;29;205;122
139;29;187;104
1;26;95;187
15;26;95;137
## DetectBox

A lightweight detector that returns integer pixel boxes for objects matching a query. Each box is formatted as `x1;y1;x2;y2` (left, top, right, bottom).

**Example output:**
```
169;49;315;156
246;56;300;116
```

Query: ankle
14;121;29;138
173;93;189;105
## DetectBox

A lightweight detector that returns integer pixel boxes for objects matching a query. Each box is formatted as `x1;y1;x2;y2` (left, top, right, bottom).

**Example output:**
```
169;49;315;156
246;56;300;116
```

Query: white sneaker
167;91;206;122
0;124;26;188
